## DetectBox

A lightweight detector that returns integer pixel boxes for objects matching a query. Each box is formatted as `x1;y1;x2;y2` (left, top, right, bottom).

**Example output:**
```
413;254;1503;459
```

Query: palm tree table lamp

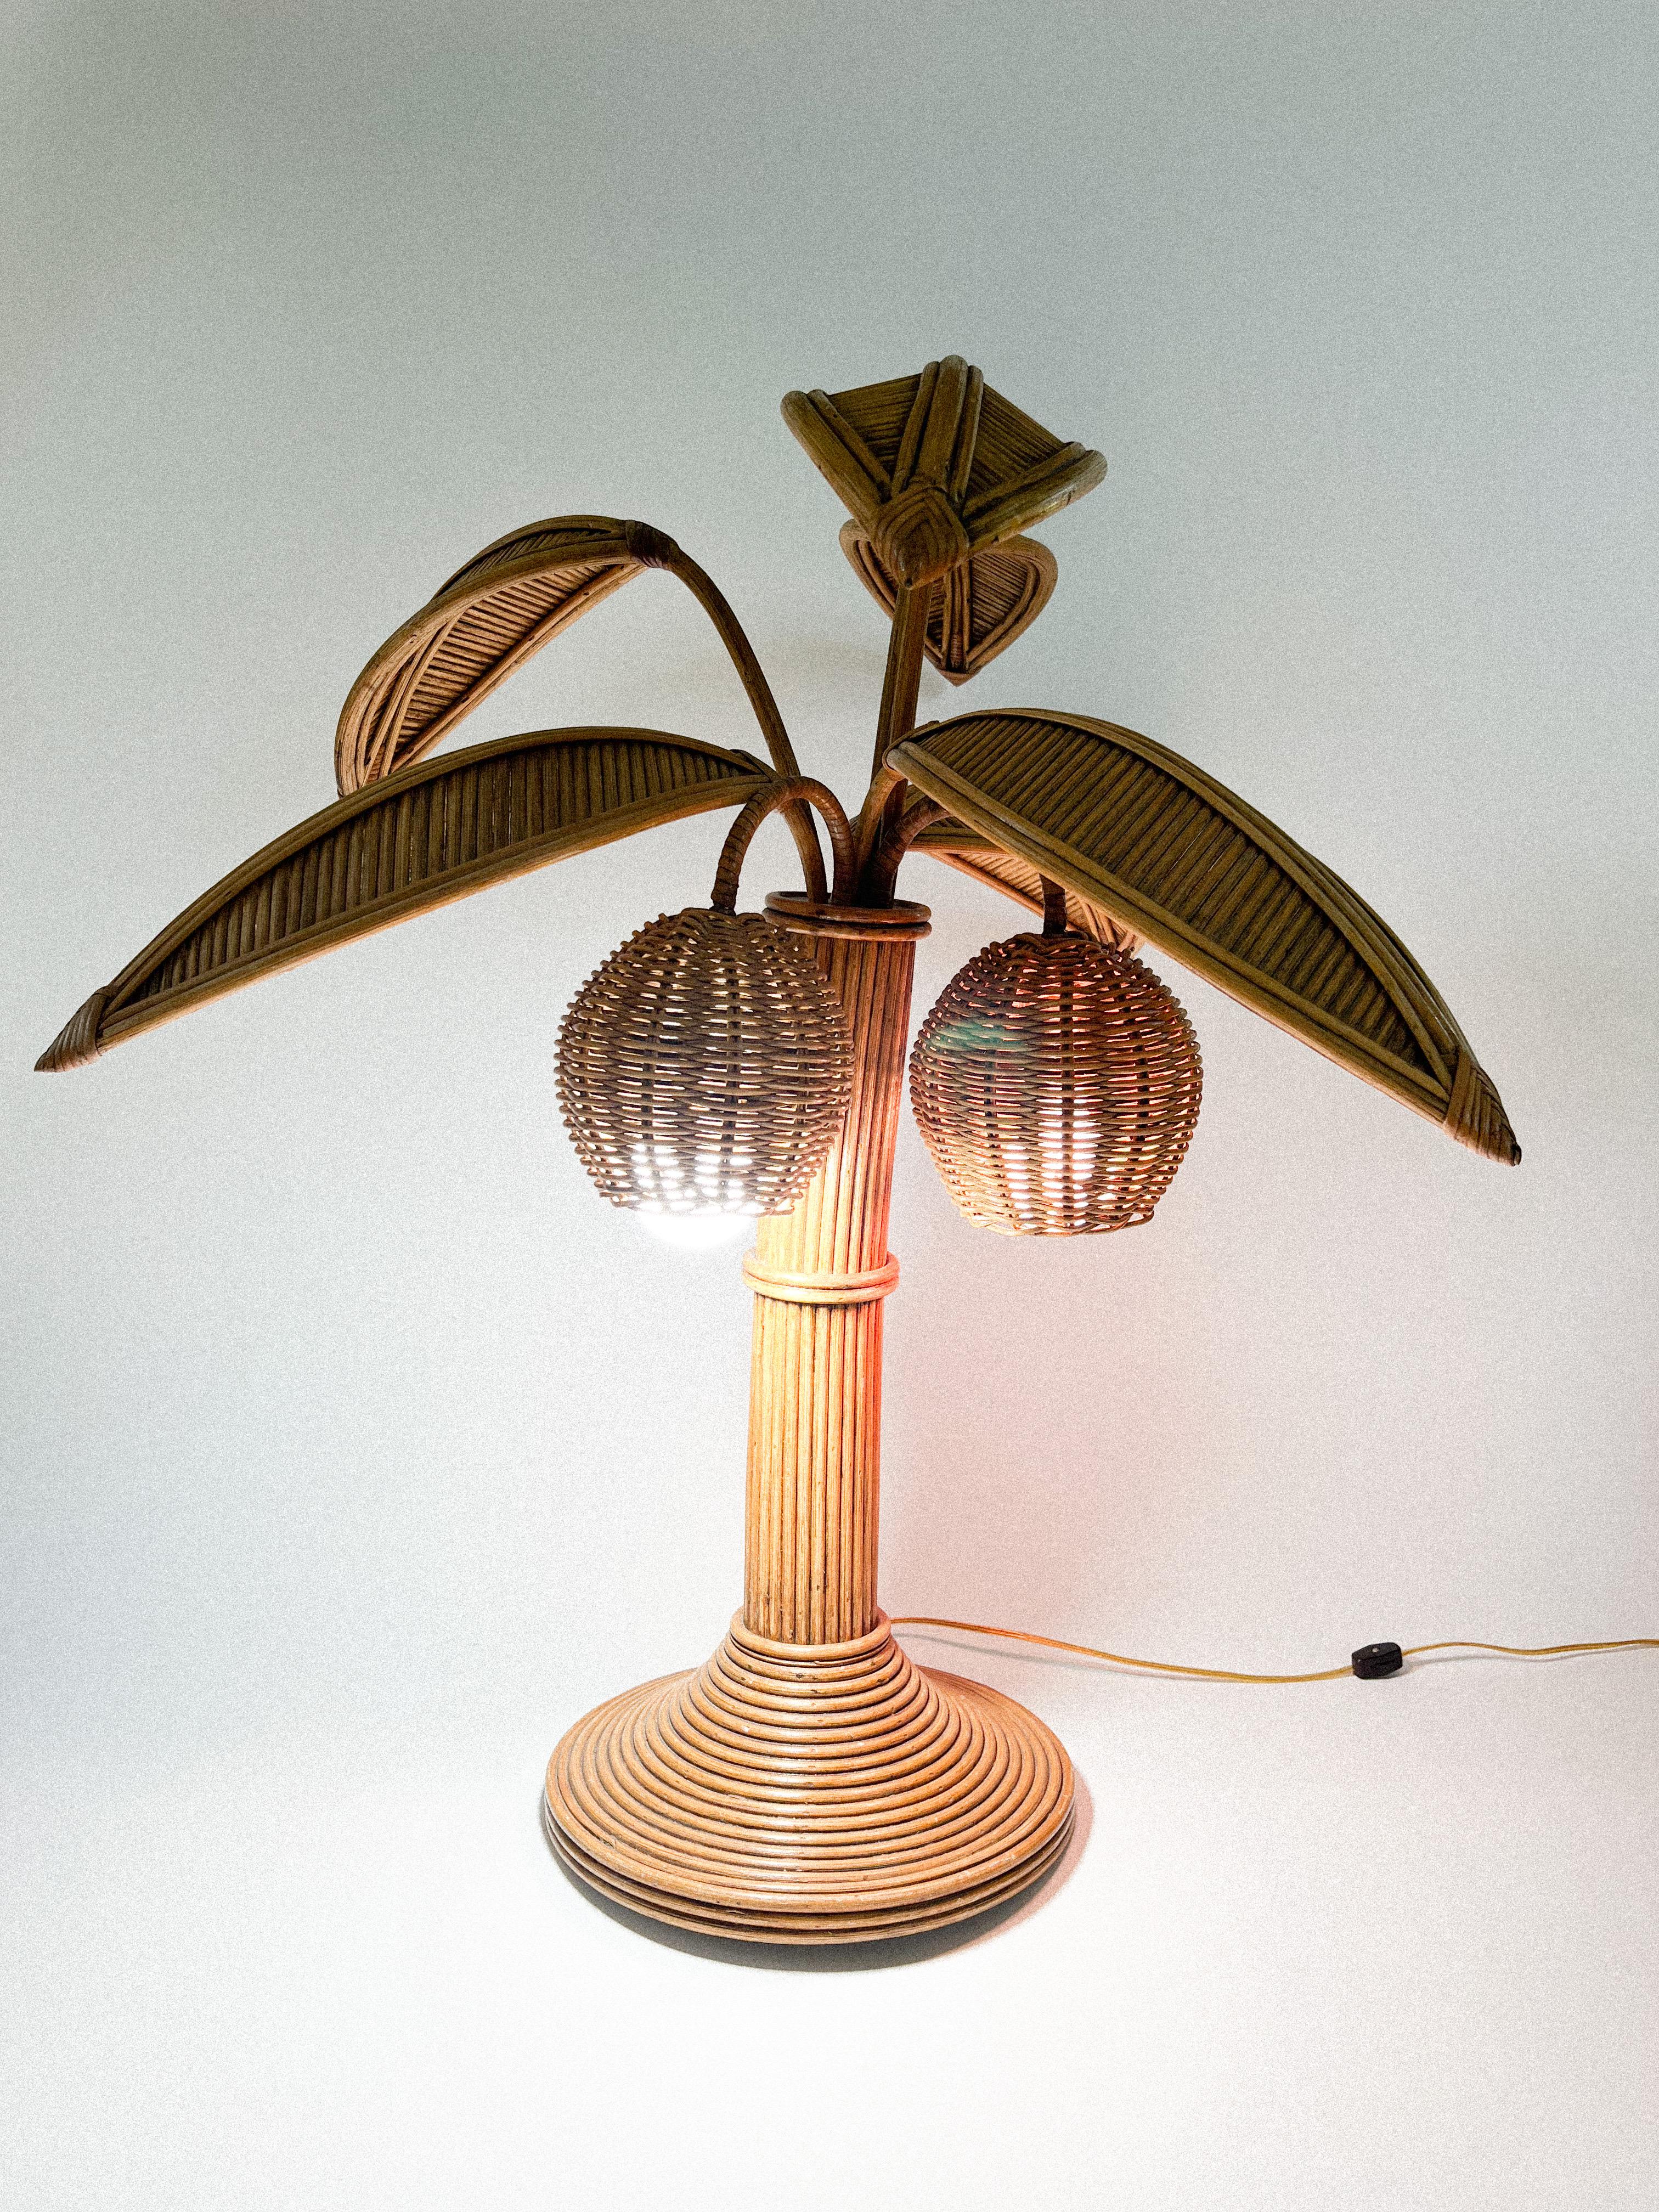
38;358;1520;1944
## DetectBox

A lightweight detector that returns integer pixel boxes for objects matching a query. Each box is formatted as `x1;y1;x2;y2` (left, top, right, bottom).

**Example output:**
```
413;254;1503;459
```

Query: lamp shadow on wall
539;1772;1094;1972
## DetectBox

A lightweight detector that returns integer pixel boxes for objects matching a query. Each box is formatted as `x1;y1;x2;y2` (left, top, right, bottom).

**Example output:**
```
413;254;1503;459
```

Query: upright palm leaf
334;516;675;793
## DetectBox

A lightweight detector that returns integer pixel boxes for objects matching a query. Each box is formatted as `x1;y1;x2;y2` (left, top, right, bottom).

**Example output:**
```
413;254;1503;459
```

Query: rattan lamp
36;357;1520;1944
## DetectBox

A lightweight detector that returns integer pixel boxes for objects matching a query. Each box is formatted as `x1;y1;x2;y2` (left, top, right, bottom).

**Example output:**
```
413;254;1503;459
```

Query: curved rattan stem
710;777;855;912
871;579;929;781
662;547;799;780
850;759;905;886
662;546;826;896
863;795;950;903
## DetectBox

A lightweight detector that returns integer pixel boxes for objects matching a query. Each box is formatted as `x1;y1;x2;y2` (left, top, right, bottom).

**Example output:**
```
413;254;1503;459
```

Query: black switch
1351;1641;1404;1679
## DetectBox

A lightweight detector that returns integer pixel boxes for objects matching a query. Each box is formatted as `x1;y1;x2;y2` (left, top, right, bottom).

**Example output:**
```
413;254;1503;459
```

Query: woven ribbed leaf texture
336;516;670;793
37;728;772;1071
839;525;1057;683
890;709;1518;1163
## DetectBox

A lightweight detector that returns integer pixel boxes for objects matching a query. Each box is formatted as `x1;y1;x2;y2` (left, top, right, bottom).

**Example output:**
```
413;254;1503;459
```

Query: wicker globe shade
557;907;853;1217
910;929;1202;1235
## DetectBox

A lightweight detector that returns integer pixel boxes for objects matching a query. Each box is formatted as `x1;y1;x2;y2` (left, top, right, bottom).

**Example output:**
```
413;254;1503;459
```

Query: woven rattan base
543;1613;1074;1944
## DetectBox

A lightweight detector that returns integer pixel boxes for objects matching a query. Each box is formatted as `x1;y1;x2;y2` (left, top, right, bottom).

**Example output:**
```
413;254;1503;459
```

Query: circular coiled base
543;1612;1074;1944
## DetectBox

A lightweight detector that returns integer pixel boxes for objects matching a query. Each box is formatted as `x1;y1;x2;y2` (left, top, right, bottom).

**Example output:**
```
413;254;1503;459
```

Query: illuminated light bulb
634;1211;754;1252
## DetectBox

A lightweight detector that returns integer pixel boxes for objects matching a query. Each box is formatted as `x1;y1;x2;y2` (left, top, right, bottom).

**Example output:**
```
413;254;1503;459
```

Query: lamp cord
887;1616;1659;1684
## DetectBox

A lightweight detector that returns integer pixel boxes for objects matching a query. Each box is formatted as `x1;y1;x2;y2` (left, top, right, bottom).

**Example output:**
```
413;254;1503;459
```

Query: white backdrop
4;5;1655;2207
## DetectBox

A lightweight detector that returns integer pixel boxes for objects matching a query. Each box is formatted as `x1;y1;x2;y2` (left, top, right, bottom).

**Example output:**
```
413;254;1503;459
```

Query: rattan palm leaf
888;710;1519;1163
782;358;1105;589
37;728;773;1071
335;516;672;794
838;525;1057;683
783;361;1106;546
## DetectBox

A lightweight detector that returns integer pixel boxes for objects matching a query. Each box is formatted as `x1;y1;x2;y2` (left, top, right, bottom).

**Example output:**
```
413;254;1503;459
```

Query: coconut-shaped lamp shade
910;928;1202;1235
557;907;854;1217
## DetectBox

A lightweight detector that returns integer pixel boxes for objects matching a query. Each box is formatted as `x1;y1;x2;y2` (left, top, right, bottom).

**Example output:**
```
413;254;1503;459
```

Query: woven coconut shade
910;917;1202;1236
557;907;853;1217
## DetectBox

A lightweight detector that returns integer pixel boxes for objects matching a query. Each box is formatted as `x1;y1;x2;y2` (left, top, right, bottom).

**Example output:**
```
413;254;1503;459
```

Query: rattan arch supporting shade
911;930;1203;1235
557;909;854;1216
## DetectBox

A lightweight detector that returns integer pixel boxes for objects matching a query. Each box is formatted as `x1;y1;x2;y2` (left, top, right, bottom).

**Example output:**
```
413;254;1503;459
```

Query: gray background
4;3;1655;2206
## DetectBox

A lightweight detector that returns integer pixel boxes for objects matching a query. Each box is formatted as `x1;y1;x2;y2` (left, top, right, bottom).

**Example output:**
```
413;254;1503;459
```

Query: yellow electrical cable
1404;1638;1659;1664
887;1617;1659;1683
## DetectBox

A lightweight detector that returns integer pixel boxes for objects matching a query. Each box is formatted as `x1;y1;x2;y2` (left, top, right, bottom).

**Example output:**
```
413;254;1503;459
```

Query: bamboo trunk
741;899;924;1643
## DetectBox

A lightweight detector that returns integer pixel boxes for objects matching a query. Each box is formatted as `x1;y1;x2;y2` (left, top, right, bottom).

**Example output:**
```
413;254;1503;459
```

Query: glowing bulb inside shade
633;1210;754;1252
